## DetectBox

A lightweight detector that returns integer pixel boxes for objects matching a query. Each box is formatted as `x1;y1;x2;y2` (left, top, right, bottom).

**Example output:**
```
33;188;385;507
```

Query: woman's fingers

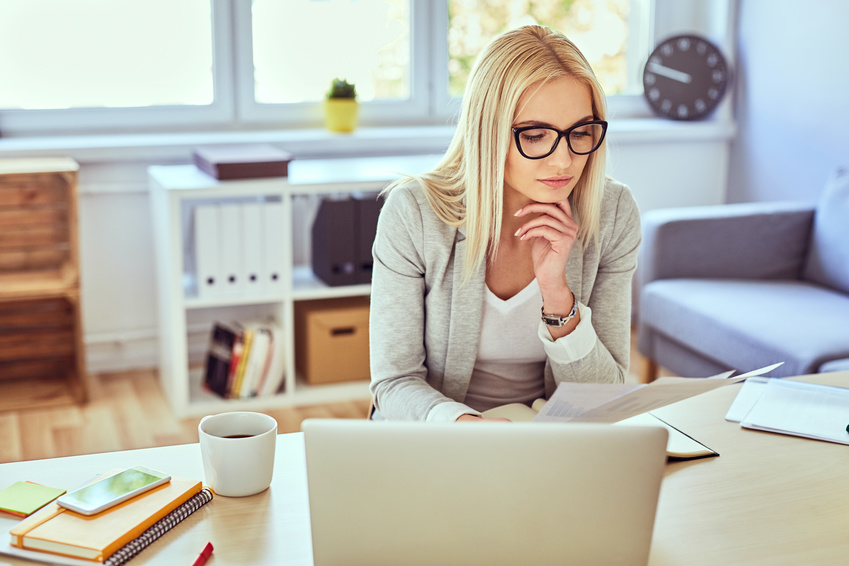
516;222;567;242
514;212;577;241
514;199;574;223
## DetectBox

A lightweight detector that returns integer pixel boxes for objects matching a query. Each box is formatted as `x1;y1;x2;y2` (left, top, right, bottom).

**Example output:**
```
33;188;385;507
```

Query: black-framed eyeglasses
511;120;608;159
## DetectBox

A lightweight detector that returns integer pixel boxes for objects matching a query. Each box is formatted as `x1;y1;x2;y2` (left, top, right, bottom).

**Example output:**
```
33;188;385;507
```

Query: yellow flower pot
324;99;359;133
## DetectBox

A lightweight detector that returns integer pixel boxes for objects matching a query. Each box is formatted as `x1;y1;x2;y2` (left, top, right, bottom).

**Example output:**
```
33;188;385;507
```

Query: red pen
192;542;213;566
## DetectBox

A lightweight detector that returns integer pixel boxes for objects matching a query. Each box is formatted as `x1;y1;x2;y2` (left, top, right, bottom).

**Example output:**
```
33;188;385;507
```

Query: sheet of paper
729;362;784;379
740;379;849;445
531;383;639;420
725;377;769;422
534;363;783;424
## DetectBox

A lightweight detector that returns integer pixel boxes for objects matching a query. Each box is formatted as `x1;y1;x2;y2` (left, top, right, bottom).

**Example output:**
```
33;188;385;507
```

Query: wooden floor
0;327;663;464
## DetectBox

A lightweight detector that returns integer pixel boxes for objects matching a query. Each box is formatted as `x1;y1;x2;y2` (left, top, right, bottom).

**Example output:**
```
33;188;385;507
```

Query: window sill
0;118;735;164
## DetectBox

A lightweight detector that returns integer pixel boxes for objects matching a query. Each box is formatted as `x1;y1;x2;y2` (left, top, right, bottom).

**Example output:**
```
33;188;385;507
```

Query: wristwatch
541;292;578;327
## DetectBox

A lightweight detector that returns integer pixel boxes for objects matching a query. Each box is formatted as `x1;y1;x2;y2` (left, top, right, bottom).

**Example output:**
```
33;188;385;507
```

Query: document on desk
534;362;783;424
725;377;769;422
737;378;849;446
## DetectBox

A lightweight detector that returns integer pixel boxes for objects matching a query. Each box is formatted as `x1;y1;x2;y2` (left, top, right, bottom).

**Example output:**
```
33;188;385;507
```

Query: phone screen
59;467;167;513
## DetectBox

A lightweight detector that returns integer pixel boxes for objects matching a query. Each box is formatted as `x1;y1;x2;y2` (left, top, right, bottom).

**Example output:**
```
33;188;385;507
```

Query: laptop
303;419;668;566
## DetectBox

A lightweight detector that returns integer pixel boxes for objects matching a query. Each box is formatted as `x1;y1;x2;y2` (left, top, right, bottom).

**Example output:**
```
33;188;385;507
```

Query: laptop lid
303;419;667;566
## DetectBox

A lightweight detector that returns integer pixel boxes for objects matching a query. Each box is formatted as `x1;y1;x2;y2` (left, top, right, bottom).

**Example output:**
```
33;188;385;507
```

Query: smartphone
56;466;171;515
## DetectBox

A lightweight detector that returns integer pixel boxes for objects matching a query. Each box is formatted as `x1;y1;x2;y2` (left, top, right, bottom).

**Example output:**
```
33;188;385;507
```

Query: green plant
327;78;357;100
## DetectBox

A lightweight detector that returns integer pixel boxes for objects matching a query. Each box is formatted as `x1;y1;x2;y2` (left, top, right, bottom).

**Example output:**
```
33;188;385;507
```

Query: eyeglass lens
516;123;605;157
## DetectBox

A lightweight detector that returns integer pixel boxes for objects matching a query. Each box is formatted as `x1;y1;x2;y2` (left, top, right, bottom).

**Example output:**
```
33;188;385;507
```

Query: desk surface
1;371;847;566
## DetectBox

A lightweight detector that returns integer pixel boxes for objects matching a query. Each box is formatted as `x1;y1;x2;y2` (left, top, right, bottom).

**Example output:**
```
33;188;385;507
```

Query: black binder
311;195;384;286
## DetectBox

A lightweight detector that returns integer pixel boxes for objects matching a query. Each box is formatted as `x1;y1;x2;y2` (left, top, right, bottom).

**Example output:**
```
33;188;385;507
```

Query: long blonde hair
387;25;608;281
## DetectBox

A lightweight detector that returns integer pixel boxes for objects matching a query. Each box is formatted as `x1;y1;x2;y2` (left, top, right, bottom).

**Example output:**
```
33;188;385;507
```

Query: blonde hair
387;25;608;282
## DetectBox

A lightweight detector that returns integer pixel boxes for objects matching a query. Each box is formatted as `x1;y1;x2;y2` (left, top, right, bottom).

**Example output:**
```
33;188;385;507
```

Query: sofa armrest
639;202;815;285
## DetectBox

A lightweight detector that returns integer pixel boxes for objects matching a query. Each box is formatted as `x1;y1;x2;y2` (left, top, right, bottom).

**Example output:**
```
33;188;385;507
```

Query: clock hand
647;62;692;84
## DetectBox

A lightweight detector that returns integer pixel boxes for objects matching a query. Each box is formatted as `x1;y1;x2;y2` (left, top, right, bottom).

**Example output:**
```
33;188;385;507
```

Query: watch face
643;34;729;120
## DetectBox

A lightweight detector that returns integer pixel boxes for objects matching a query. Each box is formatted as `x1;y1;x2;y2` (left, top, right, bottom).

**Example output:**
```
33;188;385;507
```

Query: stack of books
204;320;286;399
7;475;212;565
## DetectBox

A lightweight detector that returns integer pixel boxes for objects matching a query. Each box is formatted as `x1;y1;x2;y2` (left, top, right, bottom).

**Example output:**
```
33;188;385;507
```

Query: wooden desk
648;370;849;565
1;371;847;565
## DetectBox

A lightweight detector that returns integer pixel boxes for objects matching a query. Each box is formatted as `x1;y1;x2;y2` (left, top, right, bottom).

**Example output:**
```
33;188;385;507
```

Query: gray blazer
369;178;641;421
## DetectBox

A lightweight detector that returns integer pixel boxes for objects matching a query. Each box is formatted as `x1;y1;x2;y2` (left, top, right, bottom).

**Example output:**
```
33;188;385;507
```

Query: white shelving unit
149;154;440;417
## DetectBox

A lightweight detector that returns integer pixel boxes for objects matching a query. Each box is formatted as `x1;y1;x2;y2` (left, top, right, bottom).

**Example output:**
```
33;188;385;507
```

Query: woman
369;24;640;422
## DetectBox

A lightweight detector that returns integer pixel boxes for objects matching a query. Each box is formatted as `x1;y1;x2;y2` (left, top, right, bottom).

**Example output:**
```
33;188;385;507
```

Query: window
446;0;649;97
250;0;410;104
235;0;428;127
239;0;652;127
0;0;697;136
0;0;214;110
0;0;233;134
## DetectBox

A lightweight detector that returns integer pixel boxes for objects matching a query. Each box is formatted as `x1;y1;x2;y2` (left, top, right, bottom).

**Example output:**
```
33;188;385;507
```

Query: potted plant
324;78;359;133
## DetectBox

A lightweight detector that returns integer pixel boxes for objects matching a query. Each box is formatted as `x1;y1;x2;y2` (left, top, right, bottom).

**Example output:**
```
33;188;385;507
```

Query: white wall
727;0;849;204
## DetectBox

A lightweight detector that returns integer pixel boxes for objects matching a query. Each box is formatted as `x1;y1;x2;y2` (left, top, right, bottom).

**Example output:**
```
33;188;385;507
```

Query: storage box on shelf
148;154;440;417
295;296;370;385
0;158;87;410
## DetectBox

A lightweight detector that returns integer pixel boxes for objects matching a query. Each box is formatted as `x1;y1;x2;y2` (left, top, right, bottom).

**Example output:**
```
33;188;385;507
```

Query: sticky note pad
0;481;66;517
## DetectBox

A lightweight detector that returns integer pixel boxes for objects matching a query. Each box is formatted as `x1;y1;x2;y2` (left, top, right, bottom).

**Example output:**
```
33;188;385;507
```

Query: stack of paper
534;362;784;424
726;377;849;445
483;363;786;460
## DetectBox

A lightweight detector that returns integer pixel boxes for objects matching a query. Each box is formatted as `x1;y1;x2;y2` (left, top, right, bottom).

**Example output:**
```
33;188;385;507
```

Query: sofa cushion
804;168;849;294
641;278;849;377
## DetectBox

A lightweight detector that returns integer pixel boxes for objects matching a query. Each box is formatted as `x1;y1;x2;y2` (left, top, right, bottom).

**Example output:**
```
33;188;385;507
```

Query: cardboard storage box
295;297;370;384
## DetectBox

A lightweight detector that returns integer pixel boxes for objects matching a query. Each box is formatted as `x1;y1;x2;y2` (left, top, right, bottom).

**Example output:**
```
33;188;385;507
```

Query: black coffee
222;434;255;439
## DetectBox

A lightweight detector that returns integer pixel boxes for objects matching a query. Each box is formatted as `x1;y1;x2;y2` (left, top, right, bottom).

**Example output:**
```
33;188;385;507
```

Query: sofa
637;168;849;381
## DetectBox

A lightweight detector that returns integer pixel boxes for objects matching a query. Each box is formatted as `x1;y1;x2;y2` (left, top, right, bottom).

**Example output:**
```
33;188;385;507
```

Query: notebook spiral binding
104;487;214;566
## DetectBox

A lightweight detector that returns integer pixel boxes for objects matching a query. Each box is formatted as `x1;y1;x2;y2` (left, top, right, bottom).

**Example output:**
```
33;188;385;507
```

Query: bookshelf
0;158;87;411
148;155;439;417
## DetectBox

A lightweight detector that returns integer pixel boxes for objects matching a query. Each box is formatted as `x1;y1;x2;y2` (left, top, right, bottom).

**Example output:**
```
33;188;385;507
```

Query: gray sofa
637;168;849;381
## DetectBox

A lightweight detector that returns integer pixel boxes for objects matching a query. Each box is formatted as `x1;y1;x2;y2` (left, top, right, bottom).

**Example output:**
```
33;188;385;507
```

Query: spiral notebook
105;488;213;566
8;476;212;564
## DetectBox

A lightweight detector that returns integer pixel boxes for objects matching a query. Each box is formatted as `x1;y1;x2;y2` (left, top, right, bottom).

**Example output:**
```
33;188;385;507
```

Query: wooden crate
0;158;79;299
0;158;87;409
0;295;87;408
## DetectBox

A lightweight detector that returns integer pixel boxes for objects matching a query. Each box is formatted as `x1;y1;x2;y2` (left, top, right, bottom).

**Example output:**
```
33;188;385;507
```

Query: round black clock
642;34;730;121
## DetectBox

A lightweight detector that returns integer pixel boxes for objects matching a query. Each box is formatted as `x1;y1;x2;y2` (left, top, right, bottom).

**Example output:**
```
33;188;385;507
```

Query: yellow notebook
9;475;202;562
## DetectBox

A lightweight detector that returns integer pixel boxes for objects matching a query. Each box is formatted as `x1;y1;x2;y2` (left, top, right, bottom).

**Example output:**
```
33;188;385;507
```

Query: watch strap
541;292;578;327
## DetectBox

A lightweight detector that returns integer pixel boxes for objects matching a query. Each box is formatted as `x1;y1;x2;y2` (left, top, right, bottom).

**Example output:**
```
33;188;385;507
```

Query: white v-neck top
464;279;547;412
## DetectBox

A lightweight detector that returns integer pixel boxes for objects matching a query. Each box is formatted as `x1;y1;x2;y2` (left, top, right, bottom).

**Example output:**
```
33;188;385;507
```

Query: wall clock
642;34;730;121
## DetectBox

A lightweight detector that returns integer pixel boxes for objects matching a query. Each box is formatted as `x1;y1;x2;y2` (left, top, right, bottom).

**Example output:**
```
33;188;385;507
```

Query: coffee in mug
198;411;277;497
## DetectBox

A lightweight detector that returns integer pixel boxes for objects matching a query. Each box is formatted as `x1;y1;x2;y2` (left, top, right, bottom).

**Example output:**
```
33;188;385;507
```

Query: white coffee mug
198;411;277;497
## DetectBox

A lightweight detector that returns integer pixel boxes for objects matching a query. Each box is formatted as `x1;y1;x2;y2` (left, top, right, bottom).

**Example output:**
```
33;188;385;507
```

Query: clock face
643;34;729;121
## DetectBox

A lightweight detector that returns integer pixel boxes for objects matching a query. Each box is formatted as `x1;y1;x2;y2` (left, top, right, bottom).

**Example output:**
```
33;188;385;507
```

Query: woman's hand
513;198;578;292
456;414;512;423
514;198;580;338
